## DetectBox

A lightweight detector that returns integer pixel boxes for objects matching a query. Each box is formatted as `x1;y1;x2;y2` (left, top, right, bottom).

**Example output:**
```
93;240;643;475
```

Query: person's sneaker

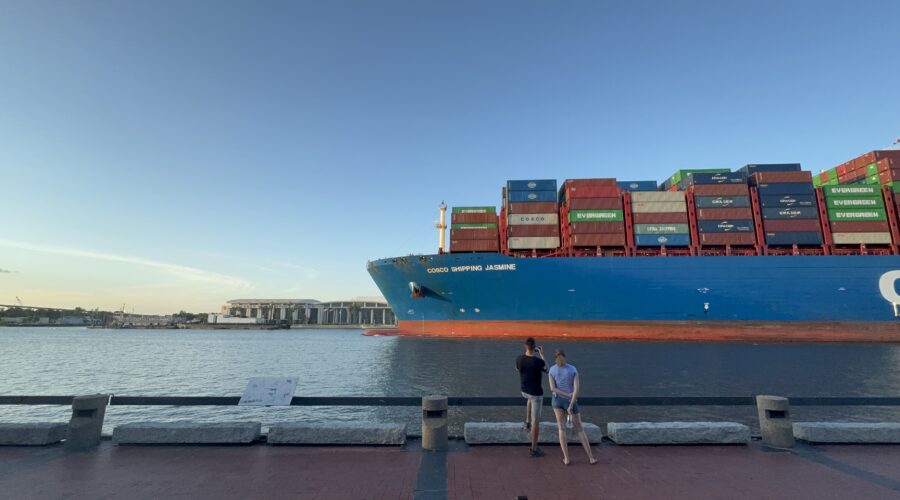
529;448;545;457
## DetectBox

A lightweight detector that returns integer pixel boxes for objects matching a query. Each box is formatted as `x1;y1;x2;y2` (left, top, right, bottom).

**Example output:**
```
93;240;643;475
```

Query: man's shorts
552;395;579;415
521;392;542;420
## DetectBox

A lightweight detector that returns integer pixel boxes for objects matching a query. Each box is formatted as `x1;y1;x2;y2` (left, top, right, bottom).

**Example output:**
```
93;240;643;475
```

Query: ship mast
436;201;447;254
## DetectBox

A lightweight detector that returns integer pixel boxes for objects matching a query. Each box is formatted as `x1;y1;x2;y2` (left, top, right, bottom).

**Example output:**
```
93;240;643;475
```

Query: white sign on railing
238;377;298;406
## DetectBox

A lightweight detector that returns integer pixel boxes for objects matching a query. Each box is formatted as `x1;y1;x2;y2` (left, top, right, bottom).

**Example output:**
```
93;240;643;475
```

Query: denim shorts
552;395;579;414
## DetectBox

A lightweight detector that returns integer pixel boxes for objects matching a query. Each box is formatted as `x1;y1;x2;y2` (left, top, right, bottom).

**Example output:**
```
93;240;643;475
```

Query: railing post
756;395;794;448
65;394;109;451
421;395;448;451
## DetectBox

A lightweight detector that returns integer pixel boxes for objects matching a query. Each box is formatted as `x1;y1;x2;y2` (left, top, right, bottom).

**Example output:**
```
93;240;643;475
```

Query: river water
2;327;899;435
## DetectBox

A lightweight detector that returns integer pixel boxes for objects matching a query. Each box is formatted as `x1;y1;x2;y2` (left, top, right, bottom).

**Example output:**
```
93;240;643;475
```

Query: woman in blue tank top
548;349;597;465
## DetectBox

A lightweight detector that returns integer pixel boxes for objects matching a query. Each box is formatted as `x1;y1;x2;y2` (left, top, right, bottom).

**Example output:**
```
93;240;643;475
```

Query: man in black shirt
516;337;547;457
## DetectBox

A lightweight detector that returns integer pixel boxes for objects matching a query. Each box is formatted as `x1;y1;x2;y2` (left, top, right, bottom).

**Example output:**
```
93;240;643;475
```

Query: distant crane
15;296;23;307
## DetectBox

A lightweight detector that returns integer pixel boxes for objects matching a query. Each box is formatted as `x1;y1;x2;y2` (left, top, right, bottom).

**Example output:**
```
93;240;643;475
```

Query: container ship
367;149;900;342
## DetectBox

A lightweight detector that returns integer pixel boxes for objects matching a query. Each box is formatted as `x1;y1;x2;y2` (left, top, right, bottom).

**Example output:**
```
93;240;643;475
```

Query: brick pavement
1;440;900;499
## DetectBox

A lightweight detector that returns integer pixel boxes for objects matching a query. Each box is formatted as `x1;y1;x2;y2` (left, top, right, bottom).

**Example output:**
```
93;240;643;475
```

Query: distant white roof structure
227;299;320;305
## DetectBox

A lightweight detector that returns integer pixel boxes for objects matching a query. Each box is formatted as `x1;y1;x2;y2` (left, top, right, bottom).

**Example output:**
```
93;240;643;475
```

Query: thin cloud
0;240;252;289
0;268;16;274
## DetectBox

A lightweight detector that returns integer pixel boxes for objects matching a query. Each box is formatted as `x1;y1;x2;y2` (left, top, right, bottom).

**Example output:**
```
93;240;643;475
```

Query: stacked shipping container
660;169;730;192
748;166;824;247
823;186;892;245
559;179;626;248
687;172;756;246
630;191;691;247
449;206;499;253
505;180;560;250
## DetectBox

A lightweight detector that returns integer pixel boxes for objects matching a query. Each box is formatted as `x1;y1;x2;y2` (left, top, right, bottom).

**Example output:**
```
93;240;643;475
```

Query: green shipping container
827;209;887;222
885;181;900;193
866;162;879;176
827;169;838;181
568;210;624;222
452;206;496;214
824;178;839;186
670;168;730;184
824;185;879;197
451;223;498;229
633;223;690;235
825;196;885;209
812;176;822;187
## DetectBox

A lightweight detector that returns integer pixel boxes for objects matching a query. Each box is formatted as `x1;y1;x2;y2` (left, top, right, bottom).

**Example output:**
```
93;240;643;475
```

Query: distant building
207;314;264;325
222;298;395;326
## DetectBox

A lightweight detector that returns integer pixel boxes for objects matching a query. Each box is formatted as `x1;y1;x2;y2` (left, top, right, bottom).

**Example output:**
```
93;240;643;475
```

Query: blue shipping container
697;220;754;233
739;164;802;175
617;180;658;192
687;172;747;185
635;234;692;247
762;207;820;219
507;179;557;191
765;231;824;246
694;196;751;208
759;195;818;208
755;183;815;195
507;190;558;203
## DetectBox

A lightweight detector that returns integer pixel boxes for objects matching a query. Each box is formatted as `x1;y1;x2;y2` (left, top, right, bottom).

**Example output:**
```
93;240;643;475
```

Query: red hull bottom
366;320;900;343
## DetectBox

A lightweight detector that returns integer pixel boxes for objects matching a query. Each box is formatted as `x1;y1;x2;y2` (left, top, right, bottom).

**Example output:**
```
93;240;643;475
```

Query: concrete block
113;422;261;445
66;394;109;450
756;395;794;448
607;422;750;445
464;422;603;445
268;422;406;445
794;422;900;443
0;423;67;445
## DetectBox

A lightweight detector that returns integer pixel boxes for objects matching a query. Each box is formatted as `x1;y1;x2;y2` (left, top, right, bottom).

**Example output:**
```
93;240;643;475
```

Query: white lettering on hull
426;264;517;274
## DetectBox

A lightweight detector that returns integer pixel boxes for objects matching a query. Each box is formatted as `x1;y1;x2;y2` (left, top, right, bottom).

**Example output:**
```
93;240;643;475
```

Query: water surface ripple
2;327;899;434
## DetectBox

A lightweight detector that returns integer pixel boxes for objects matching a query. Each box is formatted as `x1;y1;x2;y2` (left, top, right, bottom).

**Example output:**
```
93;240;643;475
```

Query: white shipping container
630;191;685;203
507;236;561;249
831;232;892;245
507;213;559;225
631;201;688;213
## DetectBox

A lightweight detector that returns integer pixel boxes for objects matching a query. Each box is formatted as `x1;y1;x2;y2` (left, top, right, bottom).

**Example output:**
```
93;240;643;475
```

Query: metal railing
2;396;900;407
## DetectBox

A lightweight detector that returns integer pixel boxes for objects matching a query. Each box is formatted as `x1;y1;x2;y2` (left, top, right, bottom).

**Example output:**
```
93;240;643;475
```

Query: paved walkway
1;440;900;499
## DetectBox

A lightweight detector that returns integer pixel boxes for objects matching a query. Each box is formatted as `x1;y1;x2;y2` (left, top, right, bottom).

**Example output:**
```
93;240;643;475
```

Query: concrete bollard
421;395;448;451
756;395;794;449
65;394;109;451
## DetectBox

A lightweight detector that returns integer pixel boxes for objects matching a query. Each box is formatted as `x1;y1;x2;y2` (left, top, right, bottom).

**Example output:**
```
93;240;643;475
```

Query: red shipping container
569;197;623;210
858;150;900;167
695;208;754;220
566;186;620;198
837;163;850;176
507;224;560;237
572;233;626;246
450;228;498;240
699;233;756;245
877;157;900;173
763;219;822;232
818;172;830;183
451;213;498;224
507;202;558;214
691;184;749;196
752;171;813;184
450;239;499;252
829;221;891;233
632;212;689;223
667;185;680;192
570;221;625;234
879;169;900;183
564;178;618;188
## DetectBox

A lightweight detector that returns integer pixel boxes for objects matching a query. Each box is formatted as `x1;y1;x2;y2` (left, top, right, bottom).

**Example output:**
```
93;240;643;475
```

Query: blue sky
1;1;898;313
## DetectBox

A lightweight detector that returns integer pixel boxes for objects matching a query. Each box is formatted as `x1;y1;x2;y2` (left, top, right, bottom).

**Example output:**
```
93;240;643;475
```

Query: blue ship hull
367;253;900;341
